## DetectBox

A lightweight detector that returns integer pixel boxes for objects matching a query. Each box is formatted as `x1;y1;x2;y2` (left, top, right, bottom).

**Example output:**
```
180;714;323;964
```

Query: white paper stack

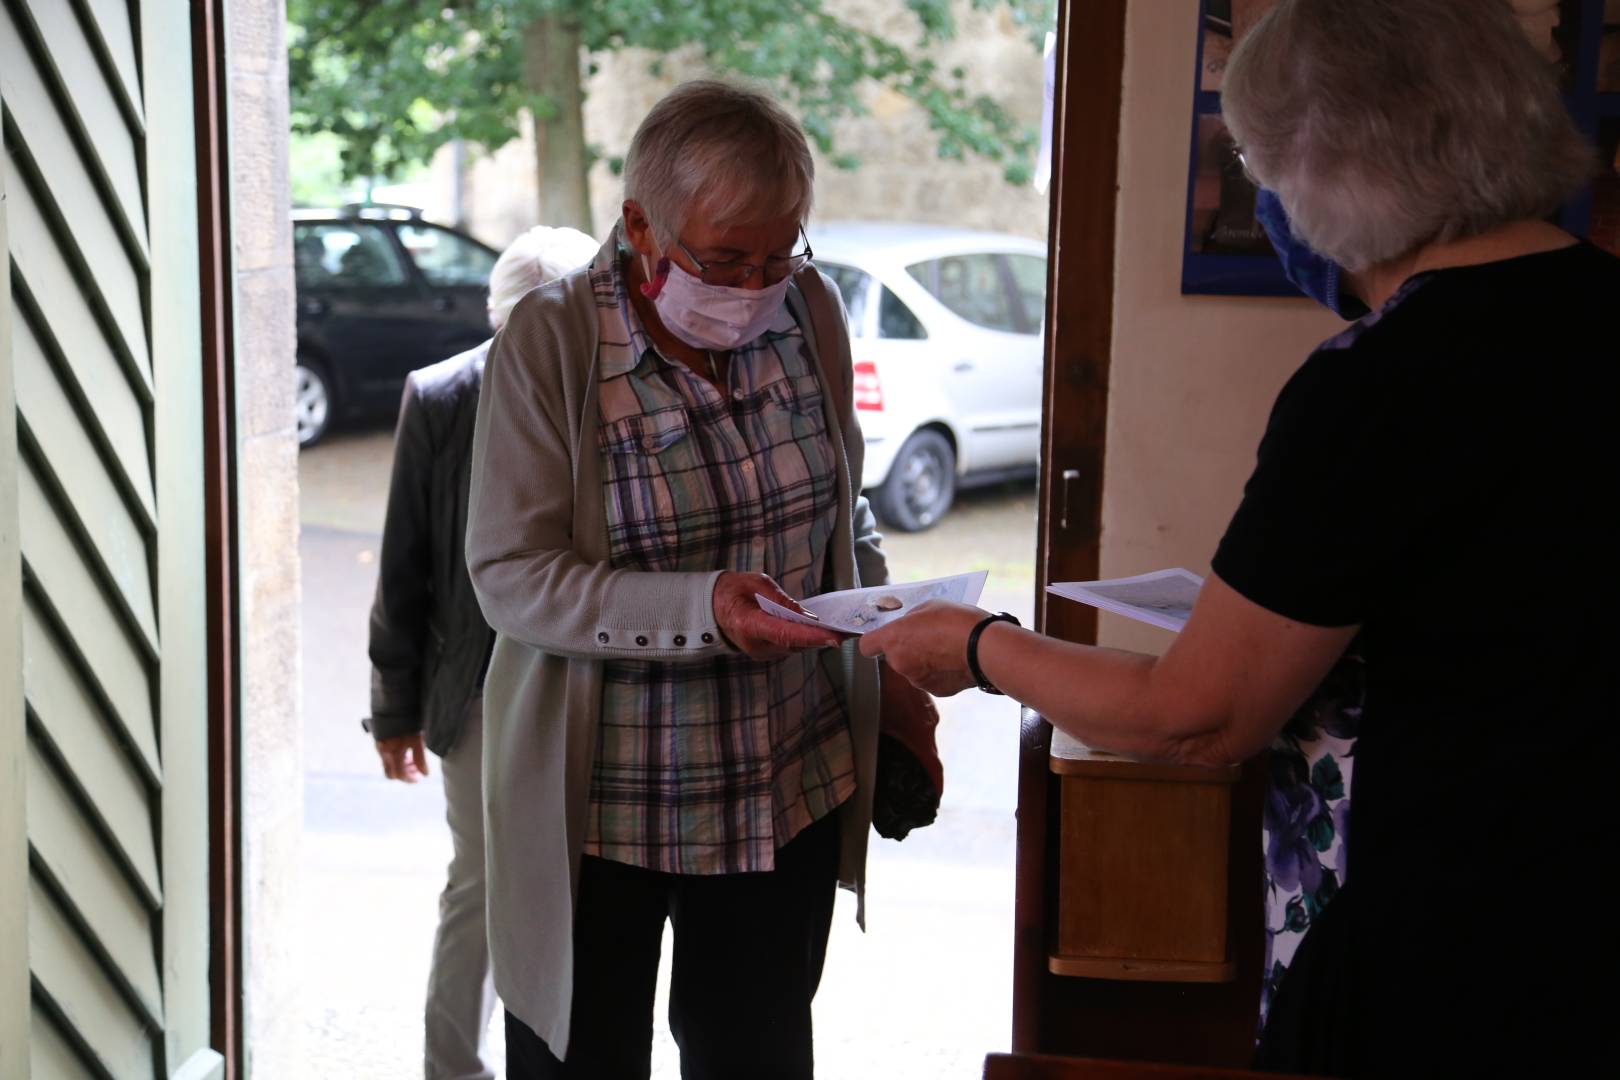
1046;568;1205;633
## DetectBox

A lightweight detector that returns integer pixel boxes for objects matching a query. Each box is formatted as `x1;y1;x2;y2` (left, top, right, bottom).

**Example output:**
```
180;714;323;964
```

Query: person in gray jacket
467;81;895;1080
364;225;599;1080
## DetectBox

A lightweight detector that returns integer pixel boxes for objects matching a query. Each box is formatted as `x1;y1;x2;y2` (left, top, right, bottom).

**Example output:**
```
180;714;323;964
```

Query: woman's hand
859;599;987;696
713;571;847;660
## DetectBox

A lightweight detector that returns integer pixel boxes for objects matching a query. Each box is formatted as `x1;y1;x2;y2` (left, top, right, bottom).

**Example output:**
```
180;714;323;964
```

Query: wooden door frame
1017;0;1128;1051
1016;1;1266;1062
189;1;243;1074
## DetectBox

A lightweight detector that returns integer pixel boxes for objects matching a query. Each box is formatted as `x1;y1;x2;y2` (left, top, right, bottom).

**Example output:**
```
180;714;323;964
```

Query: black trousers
506;811;841;1080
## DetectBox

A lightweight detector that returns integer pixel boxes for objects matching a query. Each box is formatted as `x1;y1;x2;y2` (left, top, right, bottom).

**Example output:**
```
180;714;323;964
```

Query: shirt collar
594;224;660;380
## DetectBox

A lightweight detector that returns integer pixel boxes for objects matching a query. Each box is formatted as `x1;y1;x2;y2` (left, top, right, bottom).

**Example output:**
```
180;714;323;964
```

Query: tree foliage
288;0;1053;186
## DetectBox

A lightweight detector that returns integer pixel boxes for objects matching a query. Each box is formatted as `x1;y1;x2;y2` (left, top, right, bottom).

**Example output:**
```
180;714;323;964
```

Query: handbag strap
794;265;857;599
794;265;849;413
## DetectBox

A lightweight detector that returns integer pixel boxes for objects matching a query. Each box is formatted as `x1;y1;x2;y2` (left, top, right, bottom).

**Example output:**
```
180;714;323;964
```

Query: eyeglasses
677;227;814;288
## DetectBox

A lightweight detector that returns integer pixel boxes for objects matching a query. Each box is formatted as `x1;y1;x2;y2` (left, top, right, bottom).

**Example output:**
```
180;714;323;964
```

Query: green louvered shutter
2;1;217;1076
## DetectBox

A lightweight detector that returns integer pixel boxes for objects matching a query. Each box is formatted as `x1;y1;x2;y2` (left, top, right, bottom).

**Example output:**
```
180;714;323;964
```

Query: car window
1005;254;1047;331
818;262;872;337
294;222;407;288
878;287;926;340
906;254;1021;333
397;223;498;288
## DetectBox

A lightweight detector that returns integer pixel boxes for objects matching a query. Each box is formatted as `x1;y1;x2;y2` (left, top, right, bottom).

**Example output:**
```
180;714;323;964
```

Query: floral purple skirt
1259;652;1364;1034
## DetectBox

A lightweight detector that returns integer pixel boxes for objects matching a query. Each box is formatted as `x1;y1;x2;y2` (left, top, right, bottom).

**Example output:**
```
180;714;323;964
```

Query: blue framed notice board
1182;0;1620;298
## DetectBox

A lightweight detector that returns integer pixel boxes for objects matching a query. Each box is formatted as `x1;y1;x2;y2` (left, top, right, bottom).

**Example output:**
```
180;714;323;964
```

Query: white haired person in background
464;80;916;1078
862;0;1616;1074
365;224;598;1080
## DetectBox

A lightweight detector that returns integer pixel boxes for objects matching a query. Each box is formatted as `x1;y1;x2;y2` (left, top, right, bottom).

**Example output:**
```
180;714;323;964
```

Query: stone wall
444;0;1051;248
227;0;304;1075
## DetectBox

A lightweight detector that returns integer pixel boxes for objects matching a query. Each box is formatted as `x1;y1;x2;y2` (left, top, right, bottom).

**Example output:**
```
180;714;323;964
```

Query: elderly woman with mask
466;81;890;1078
864;1;1616;1074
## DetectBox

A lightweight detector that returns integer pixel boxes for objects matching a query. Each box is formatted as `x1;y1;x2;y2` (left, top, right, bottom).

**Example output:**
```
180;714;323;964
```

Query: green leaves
288;0;1049;188
1306;811;1335;854
1310;754;1345;802
288;0;528;181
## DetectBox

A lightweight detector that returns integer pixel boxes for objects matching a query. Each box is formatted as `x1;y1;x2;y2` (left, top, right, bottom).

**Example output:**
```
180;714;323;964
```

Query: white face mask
641;255;792;351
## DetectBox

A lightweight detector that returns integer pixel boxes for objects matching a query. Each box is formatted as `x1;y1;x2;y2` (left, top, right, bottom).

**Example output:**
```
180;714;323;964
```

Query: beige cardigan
465;240;888;1057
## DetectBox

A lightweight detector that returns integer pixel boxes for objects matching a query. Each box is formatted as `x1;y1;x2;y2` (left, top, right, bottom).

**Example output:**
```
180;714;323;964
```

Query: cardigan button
674;635;687;647
635;635;649;647
597;632;609;644
701;632;715;644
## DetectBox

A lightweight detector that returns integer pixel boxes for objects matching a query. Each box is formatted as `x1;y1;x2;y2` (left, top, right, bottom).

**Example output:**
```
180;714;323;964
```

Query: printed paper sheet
756;571;989;636
1046;568;1205;633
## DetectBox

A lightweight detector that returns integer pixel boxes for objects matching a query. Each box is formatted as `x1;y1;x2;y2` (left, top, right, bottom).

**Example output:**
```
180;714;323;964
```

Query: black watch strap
966;611;1020;695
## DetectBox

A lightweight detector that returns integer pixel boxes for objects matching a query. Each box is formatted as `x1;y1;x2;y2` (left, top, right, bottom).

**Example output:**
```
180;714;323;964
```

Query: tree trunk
523;14;593;234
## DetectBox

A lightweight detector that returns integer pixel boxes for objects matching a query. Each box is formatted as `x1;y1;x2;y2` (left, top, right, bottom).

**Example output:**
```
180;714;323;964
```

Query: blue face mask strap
1325;263;1370;320
1254;187;1370;320
1324;263;1344;316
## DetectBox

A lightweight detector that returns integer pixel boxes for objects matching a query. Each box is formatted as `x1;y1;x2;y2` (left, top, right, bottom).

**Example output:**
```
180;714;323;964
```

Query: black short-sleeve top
1213;242;1619;977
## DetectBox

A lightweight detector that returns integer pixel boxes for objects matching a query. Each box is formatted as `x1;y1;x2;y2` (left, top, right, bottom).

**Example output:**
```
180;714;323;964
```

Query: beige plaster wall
1094;0;1341;655
227;0;304;1074
448;0;1051;248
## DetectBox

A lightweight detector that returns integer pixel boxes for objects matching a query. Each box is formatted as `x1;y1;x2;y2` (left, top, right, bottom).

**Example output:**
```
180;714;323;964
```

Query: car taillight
853;360;884;411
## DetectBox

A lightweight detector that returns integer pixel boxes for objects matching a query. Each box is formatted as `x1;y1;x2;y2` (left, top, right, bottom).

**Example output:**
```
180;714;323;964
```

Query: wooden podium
1047;730;1241;984
1012;711;1266;1066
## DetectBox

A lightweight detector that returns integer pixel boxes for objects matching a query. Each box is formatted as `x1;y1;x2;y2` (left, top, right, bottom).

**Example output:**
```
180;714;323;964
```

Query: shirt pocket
761;373;830;443
598;403;692;456
598;405;693;570
754;373;839;539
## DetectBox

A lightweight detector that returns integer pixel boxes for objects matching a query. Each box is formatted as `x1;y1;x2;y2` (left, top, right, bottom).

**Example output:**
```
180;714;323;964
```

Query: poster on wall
1181;0;1294;296
1182;0;1618;297
1187;114;1270;258
1601;0;1620;91
1198;0;1282;92
1592;120;1620;257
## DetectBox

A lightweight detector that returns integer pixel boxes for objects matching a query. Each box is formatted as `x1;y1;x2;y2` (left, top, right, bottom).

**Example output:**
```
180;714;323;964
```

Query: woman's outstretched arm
859;573;1357;766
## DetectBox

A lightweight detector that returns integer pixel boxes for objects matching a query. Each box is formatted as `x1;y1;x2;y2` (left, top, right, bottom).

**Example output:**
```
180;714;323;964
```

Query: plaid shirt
584;242;855;876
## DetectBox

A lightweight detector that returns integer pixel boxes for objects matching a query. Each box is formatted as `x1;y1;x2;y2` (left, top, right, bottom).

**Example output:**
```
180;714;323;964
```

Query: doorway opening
282;5;1058;1075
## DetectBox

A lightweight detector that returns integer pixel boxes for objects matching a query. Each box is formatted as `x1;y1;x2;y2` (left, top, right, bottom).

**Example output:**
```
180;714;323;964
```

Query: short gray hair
622;80;815;252
1223;0;1595;272
487;225;600;331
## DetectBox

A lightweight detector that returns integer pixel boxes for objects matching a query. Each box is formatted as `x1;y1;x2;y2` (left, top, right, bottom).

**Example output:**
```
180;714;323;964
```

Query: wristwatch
966;611;1021;695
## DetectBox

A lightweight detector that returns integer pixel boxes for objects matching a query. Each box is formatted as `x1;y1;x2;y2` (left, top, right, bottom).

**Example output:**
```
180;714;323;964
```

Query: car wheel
295;359;335;448
873;429;956;532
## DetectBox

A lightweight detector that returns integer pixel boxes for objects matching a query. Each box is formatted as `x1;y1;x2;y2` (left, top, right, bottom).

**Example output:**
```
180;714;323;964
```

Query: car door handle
300;298;328;317
432;296;455;312
953;361;975;373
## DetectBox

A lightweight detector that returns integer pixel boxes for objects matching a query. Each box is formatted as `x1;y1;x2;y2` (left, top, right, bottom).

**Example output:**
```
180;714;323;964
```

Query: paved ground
297;423;1038;1077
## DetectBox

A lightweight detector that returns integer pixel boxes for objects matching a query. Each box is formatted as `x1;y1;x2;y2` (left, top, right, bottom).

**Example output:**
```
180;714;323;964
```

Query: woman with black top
859;0;1618;1073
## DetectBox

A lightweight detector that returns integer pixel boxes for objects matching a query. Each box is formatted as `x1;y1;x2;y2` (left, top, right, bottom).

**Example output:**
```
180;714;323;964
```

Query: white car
810;222;1048;531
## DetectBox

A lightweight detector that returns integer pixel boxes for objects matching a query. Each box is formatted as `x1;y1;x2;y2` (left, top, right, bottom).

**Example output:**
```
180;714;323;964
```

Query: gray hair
622;79;815;252
1222;0;1595;272
487;225;600;331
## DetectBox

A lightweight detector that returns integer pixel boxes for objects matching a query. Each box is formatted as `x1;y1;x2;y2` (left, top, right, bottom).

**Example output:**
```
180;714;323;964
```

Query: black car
293;204;498;446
